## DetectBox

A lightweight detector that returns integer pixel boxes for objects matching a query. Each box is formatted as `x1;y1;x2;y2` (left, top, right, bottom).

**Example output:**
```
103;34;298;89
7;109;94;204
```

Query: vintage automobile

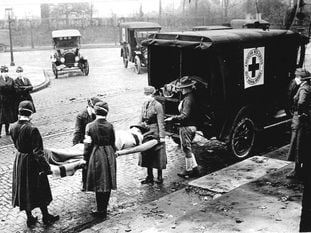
119;21;161;74
51;29;89;79
142;28;309;160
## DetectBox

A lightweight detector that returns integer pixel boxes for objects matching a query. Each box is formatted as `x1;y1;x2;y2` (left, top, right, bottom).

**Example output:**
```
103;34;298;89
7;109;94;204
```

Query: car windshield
54;37;79;49
135;30;159;44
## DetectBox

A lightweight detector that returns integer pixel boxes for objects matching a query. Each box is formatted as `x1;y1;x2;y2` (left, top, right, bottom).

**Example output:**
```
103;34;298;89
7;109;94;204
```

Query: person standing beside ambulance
165;76;200;179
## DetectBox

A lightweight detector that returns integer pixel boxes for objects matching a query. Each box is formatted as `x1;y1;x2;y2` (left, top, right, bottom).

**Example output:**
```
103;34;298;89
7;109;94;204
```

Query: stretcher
45;143;85;178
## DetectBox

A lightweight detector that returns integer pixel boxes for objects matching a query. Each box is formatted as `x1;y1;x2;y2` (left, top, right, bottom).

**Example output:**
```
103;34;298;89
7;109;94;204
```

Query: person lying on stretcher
45;123;161;177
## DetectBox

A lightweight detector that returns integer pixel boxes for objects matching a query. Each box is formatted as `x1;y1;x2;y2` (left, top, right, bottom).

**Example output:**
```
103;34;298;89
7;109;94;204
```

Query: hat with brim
130;124;149;134
144;86;156;95
87;97;102;108
176;76;196;89
295;68;311;80
18;100;34;114
94;101;109;116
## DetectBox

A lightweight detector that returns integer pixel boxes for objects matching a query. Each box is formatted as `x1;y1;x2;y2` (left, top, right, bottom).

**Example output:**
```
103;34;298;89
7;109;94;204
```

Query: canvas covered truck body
142;28;309;159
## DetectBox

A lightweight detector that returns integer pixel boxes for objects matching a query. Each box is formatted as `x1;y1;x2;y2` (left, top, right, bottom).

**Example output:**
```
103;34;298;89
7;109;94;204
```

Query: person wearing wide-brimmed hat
137;85;167;185
165;76;200;179
14;66;36;114
10;100;59;227
83;101;117;218
73;97;102;191
0;65;17;137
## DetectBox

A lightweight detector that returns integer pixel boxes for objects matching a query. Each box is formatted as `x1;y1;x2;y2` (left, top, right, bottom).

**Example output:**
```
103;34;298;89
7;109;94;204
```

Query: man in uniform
165;76;200;178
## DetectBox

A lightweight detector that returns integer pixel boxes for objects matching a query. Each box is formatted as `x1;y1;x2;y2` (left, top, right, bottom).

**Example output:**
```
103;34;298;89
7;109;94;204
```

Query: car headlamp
60;57;65;63
75;56;79;62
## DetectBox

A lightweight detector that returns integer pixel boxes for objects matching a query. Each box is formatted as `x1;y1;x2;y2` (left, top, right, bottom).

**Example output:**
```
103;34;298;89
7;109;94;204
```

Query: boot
40;206;59;225
154;169;163;184
42;214;60;225
141;168;154;184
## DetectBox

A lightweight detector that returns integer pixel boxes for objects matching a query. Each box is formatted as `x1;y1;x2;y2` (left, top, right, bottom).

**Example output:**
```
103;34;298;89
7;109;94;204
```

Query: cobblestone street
0;48;229;232
0;47;292;232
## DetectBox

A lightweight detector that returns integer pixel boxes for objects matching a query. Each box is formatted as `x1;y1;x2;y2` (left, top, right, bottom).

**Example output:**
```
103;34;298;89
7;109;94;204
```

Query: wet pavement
0;48;293;232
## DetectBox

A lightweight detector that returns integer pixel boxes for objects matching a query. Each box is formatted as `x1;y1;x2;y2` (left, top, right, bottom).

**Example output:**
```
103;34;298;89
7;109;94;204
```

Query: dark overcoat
139;98;167;169
72;109;95;145
10;120;52;211
0;75;17;124
84;118;117;192
14;76;36;113
287;81;311;166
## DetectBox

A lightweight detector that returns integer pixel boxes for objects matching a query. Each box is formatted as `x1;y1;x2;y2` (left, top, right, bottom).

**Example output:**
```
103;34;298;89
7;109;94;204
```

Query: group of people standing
0;65;35;137
9;73;202;227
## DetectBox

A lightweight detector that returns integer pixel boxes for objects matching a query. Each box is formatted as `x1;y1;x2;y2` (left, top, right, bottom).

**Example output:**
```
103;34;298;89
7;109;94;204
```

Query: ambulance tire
228;113;256;160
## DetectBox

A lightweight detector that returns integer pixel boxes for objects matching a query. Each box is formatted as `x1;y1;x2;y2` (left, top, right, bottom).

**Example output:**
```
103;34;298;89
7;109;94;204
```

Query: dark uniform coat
0;75;17;124
72;109;95;145
139;98;167;169
10;120;52;211
287;81;311;165
14;76;36;113
84;118;117;192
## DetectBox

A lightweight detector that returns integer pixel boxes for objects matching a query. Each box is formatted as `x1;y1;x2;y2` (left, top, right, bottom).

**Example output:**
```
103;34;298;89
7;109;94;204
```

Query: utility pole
5;8;14;66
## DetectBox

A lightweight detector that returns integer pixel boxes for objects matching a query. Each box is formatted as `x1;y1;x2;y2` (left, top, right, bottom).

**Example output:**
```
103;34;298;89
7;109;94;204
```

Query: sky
0;0;180;19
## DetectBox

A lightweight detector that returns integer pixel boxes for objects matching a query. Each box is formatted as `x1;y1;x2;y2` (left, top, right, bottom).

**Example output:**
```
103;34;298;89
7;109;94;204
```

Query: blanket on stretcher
44;143;85;178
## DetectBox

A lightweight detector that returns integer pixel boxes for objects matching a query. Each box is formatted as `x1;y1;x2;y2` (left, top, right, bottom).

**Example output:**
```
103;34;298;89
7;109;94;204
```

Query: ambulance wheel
228;114;256;160
134;56;142;74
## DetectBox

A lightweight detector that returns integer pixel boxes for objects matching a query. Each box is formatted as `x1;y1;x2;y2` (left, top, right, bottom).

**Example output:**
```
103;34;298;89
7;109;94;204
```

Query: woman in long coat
10;100;59;227
84;101;117;218
138;86;167;185
14;66;36;113
0;65;18;136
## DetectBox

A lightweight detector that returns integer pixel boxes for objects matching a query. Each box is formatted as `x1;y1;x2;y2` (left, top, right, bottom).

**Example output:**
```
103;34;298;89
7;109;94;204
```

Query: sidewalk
82;153;302;233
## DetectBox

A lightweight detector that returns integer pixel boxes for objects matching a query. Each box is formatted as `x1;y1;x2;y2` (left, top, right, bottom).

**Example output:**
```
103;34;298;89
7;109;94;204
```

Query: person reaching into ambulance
165;76;201;179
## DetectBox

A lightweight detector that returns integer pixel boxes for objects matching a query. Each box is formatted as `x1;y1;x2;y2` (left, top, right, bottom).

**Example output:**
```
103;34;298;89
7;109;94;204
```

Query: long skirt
86;145;117;192
12;152;52;211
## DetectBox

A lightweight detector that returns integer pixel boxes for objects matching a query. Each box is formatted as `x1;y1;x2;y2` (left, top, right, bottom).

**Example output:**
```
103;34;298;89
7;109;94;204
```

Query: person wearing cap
0;65;17;137
287;68;311;180
137;85;167;185
73;97;102;191
165;76;200;179
83;101;117;218
14;66;36;113
286;69;311;232
9;100;59;227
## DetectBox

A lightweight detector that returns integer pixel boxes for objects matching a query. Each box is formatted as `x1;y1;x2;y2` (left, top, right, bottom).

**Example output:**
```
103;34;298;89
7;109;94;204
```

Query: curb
31;70;51;93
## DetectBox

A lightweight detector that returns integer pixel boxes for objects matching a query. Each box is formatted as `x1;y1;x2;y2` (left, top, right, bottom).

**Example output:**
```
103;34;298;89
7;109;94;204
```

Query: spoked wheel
229;116;256;160
52;63;58;79
82;61;89;76
134;56;142;74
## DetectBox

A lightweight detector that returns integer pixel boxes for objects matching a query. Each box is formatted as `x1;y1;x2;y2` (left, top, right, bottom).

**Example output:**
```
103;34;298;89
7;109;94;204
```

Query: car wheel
123;53;128;68
83;61;89;76
134;56;142;74
52;63;58;79
228;114;256;160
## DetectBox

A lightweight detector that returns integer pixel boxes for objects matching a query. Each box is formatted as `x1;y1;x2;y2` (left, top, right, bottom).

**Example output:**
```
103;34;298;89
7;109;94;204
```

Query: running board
263;119;291;130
